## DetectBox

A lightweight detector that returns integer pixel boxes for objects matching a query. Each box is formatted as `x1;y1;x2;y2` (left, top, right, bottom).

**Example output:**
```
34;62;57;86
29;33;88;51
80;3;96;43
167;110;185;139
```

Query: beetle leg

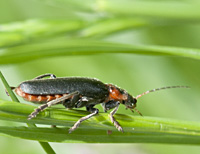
33;73;56;80
109;102;124;132
102;100;120;112
75;100;88;108
101;103;107;112
68;106;99;133
28;91;79;120
63;92;80;108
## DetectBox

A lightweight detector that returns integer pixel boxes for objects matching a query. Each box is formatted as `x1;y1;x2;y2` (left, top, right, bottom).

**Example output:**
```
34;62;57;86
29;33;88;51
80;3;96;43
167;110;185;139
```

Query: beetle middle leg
28;91;79;120
68;105;99;133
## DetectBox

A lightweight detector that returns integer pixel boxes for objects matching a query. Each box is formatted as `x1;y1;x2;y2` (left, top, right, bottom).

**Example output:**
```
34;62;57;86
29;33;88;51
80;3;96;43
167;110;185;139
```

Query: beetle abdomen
17;77;109;100
15;87;66;103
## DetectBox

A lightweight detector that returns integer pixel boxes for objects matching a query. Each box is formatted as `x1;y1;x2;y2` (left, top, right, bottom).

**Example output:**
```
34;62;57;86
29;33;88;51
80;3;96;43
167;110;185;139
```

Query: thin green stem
0;71;56;154
0;72;19;102
38;142;56;154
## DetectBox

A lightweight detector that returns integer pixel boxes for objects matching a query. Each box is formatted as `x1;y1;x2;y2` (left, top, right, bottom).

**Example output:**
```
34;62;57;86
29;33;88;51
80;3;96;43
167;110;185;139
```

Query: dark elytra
19;77;109;99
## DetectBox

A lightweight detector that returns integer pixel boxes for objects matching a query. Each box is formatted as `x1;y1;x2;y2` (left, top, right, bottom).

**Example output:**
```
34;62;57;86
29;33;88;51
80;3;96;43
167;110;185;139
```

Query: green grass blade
0;100;200;144
0;18;148;48
103;0;200;20
0;19;86;48
80;18;148;37
0;125;200;144
0;71;19;102
1;39;200;64
37;0;200;20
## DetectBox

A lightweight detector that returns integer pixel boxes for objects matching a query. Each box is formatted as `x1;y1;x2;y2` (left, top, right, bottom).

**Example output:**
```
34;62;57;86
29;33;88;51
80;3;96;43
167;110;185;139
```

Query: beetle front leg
68;106;99;133
109;102;124;132
28;91;79;120
34;73;56;80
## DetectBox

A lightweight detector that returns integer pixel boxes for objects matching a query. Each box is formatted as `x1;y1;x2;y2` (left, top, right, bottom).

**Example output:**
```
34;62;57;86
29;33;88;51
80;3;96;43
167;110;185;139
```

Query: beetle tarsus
69;108;99;133
110;115;124;133
28;104;47;120
28;114;36;120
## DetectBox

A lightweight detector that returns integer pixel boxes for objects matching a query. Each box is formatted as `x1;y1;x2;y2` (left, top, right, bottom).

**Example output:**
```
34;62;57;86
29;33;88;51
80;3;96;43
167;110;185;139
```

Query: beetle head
123;93;143;116
123;94;137;109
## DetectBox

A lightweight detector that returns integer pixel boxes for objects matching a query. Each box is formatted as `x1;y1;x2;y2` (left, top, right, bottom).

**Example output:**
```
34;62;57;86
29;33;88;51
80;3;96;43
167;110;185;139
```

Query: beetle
12;74;189;133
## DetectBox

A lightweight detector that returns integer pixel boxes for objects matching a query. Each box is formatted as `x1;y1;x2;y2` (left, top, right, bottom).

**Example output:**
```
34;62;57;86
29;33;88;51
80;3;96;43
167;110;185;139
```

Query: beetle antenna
136;86;190;99
134;108;143;116
129;108;143;116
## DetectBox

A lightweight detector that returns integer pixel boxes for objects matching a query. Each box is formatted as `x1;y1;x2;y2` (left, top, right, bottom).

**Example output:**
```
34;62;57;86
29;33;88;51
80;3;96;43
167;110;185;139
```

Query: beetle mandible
12;74;189;133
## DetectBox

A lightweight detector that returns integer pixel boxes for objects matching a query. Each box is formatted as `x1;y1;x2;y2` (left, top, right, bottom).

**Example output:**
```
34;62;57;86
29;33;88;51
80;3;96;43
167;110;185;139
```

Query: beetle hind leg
28;91;79;120
69;106;99;133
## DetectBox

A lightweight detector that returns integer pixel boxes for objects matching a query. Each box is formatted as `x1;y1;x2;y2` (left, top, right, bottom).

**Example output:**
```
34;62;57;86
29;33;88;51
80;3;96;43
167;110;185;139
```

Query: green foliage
1;0;200;154
1;37;200;64
0;100;200;144
1;19;200;64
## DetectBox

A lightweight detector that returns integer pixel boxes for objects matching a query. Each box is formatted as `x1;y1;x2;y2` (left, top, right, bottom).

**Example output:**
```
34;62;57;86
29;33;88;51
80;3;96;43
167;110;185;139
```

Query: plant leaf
0;100;200;144
0;19;86;48
36;0;200;20
1;38;200;64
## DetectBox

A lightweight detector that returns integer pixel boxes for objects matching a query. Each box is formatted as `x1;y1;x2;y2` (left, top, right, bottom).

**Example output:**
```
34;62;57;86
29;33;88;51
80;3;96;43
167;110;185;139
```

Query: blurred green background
0;0;200;154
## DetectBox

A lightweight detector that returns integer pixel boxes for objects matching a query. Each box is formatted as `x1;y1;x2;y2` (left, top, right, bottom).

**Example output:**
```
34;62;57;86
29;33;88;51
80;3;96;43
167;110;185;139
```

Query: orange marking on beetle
38;96;42;102
15;87;24;97
107;84;127;101
14;87;69;103
47;95;52;102
30;95;40;102
55;94;62;98
29;95;33;101
37;95;48;102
